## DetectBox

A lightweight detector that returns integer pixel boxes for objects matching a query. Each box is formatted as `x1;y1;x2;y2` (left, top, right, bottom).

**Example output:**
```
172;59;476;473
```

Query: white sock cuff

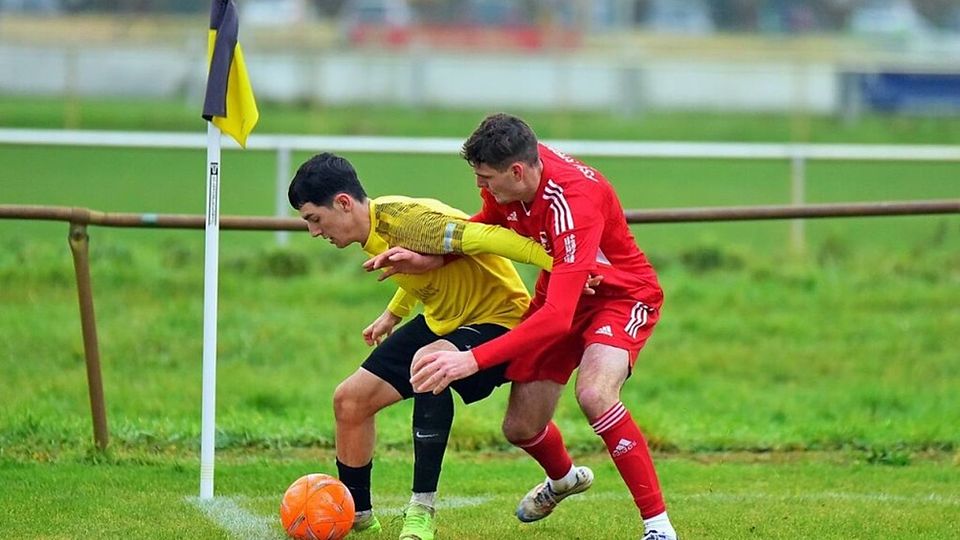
643;510;672;530
411;492;437;508
548;464;578;488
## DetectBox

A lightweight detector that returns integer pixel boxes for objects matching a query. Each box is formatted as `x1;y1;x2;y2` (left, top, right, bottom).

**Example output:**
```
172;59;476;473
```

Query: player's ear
333;193;352;212
510;162;524;180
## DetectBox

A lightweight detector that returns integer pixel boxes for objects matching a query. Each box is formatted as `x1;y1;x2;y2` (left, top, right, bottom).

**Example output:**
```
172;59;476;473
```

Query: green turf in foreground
1;452;958;539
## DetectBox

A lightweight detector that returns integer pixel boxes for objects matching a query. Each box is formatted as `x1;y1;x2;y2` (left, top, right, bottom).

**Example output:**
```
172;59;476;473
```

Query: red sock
513;421;573;480
591;402;666;518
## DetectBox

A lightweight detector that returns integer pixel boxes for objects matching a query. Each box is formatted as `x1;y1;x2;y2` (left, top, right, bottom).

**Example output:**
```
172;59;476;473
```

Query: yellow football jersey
362;196;535;335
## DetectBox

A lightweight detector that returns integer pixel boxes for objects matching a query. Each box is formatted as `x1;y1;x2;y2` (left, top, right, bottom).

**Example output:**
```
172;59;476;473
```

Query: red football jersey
470;143;661;370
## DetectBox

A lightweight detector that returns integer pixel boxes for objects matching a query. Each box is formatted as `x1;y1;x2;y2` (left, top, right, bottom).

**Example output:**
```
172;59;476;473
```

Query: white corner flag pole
200;122;222;500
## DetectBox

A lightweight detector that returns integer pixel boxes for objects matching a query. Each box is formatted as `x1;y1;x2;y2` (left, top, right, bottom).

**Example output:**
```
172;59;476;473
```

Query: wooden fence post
67;222;109;451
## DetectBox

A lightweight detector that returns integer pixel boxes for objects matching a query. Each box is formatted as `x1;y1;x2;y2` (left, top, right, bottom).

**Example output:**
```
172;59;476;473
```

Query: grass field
1;99;959;538
2;451;959;539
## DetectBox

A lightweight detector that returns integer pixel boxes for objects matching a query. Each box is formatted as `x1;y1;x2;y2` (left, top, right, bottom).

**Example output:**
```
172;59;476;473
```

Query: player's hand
362;310;402;346
583;274;604;295
362;247;445;281
410;350;479;394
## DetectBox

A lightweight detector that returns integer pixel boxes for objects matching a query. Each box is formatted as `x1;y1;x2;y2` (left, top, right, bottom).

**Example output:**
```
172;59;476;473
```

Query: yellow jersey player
288;152;551;540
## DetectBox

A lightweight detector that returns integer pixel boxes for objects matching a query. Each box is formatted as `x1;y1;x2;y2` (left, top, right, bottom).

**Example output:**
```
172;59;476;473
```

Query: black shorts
361;315;509;404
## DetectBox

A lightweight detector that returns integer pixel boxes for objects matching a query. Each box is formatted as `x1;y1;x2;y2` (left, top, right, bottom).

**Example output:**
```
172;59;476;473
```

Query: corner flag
199;0;258;501
202;0;258;147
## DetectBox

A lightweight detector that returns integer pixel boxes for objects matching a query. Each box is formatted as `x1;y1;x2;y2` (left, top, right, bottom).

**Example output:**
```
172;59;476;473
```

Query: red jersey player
403;113;678;540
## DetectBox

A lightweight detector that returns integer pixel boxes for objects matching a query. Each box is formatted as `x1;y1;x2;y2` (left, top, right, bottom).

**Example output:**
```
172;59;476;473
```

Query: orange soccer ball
279;473;355;540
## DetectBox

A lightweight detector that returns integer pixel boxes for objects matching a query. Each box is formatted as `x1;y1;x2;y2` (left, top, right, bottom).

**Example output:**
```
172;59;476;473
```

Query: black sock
412;389;453;494
336;458;373;512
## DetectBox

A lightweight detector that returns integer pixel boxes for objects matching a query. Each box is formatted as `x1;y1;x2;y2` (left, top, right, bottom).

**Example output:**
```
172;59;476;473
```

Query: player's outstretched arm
459;222;553;270
372;206;552;270
471;269;588;370
450;223;605;293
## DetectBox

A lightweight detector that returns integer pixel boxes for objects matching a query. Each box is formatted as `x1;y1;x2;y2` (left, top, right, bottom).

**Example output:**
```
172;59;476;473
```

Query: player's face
299;200;357;248
472;162;523;204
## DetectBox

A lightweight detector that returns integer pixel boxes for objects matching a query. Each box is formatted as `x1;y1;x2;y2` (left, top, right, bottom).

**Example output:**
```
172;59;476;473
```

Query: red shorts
504;290;663;384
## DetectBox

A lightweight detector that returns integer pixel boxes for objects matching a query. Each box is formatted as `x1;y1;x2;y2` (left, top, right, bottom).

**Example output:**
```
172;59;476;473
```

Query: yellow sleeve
375;198;551;269
460;222;553;270
386;287;417;318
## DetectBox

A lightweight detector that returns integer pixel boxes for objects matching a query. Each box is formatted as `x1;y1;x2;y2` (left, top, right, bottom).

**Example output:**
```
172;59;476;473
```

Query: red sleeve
472;184;604;368
472;269;590;369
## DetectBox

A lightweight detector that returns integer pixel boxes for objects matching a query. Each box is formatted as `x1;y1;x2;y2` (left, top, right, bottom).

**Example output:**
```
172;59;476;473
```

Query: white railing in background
3;128;959;250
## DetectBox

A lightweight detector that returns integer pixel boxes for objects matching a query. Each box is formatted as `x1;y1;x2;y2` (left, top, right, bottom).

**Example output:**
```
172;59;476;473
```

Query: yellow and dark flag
202;0;258;147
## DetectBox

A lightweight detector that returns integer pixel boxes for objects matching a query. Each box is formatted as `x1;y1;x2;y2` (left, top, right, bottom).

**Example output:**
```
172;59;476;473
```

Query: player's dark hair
288;152;368;209
461;113;540;172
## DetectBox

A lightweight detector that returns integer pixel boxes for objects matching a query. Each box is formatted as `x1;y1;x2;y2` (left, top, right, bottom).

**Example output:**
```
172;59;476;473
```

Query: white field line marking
192;490;960;539
243;494;494;516
191;495;493;539
355;495;496;516
188;496;284;540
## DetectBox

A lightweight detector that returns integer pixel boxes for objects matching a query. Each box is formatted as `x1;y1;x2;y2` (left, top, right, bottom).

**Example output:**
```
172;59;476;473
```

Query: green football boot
352;512;382;534
398;503;435;540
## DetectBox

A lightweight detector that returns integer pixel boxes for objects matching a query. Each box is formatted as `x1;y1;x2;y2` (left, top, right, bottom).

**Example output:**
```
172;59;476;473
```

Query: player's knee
575;384;613;418
333;380;368;422
500;419;524;444
501;415;539;445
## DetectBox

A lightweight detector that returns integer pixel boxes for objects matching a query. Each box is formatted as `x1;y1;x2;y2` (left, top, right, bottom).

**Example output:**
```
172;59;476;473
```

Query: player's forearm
472;270;586;369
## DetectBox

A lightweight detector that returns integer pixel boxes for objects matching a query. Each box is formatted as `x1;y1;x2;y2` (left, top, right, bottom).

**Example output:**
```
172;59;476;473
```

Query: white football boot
642;529;678;540
515;465;594;522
